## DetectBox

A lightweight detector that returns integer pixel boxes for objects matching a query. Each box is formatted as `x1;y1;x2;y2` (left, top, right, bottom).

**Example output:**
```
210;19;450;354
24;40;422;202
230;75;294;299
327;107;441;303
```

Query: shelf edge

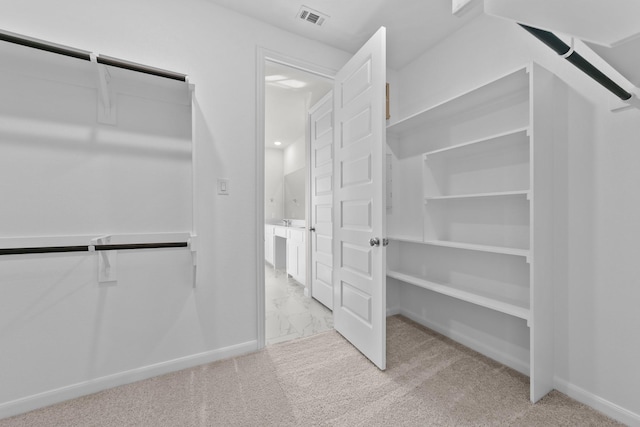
425;190;531;201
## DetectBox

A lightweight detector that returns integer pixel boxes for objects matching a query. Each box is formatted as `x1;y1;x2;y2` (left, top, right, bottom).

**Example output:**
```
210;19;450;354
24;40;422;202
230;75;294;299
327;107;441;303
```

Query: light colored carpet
0;316;622;426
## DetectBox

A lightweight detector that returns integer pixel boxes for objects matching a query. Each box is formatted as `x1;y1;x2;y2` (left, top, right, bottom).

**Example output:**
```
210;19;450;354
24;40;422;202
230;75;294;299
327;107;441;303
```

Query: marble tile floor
265;263;333;346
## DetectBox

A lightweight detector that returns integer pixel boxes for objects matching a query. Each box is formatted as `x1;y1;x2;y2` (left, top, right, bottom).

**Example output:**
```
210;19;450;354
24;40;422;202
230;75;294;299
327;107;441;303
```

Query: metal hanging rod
0;29;187;82
519;24;632;101
0;241;188;256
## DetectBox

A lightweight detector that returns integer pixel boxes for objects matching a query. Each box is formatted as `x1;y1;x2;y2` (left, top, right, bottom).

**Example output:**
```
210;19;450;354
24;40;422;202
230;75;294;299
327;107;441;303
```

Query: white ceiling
210;0;484;150
206;0;483;70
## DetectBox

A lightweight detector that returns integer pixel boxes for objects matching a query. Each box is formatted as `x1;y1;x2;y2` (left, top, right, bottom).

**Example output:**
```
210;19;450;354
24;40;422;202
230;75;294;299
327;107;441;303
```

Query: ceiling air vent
297;6;329;26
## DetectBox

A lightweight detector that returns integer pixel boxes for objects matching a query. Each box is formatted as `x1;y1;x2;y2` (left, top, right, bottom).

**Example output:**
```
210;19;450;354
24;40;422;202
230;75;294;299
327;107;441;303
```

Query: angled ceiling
485;0;640;91
206;0;482;69
484;0;640;47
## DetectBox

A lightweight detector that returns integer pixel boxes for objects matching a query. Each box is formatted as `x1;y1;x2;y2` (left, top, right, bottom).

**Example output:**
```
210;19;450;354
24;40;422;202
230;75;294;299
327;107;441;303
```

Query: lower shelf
388;236;530;259
386;269;530;321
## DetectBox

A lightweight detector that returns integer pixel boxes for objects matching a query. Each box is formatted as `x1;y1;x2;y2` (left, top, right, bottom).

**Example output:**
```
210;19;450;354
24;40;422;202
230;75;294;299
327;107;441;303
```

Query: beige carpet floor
0;316;622;426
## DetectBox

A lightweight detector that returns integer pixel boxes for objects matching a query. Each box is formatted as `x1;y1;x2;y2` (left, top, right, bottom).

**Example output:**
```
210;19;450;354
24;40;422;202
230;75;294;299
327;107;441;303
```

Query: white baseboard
386;306;401;317
397;309;530;376
554;377;640;426
0;340;258;421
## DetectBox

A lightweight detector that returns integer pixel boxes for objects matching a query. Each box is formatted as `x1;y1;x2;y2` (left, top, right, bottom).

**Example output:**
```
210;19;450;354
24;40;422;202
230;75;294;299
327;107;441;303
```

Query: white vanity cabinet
286;228;306;285
265;225;286;269
265;224;306;285
265;225;275;266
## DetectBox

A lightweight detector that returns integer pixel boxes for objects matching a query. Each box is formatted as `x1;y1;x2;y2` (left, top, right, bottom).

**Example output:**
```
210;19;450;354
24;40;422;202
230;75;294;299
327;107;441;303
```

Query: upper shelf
387;66;530;138
422;127;529;159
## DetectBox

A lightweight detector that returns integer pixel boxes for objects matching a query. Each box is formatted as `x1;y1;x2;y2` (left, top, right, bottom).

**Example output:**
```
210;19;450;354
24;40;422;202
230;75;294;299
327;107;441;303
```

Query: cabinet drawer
274;226;287;238
288;229;305;243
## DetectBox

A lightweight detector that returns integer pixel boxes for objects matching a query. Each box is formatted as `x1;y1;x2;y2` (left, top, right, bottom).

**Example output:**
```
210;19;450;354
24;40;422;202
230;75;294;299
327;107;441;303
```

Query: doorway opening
262;59;334;345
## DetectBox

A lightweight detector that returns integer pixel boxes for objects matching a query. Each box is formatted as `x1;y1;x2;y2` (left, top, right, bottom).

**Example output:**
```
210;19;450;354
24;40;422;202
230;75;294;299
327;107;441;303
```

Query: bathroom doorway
263;59;334;345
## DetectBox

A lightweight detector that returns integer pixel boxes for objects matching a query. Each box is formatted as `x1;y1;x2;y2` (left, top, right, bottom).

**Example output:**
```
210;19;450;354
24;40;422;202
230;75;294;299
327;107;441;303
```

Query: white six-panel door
332;27;387;370
310;92;334;310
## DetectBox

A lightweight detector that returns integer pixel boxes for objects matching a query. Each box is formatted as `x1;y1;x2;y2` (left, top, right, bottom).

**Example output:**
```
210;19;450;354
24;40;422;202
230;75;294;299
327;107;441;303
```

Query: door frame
256;47;337;349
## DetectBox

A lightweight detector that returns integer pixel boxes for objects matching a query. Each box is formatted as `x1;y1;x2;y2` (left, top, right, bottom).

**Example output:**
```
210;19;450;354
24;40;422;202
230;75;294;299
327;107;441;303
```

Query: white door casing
332;27;387;370
310;92;334;310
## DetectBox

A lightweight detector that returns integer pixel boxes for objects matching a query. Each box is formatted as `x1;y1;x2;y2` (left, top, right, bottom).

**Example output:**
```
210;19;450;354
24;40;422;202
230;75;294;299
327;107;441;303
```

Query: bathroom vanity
265;223;306;286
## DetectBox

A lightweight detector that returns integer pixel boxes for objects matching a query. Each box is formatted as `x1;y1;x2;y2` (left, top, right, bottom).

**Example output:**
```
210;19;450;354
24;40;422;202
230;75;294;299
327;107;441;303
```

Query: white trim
0;341;257;420
553;377;640;426
255;46;338;350
386;307;401;317
256;47;267;350
398;308;530;376
306;90;334;305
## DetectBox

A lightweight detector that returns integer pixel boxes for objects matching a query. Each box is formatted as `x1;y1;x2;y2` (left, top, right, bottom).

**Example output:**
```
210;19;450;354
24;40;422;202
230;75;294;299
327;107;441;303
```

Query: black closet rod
0;29;187;82
0;242;188;256
519;24;632;101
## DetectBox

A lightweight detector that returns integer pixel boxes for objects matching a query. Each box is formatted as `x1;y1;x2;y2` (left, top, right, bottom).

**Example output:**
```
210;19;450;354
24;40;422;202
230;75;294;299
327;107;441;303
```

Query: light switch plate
217;178;230;195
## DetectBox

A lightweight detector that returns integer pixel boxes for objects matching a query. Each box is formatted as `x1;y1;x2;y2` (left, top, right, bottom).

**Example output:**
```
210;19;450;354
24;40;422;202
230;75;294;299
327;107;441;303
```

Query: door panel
333;27;387;370
310;92;334;310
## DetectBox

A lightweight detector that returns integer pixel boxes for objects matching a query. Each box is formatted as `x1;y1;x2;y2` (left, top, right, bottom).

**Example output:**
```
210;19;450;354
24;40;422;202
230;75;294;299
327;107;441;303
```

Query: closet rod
0;241;188;256
519;24;632;101
0;29;187;82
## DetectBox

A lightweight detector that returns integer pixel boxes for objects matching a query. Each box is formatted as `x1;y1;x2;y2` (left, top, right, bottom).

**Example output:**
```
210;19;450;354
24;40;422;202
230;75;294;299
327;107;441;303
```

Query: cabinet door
293;232;306;285
297;233;306;284
286;238;297;278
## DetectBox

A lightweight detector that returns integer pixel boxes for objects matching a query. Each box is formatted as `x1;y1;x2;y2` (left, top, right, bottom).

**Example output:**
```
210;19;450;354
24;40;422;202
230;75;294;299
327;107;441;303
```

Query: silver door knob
369;237;380;247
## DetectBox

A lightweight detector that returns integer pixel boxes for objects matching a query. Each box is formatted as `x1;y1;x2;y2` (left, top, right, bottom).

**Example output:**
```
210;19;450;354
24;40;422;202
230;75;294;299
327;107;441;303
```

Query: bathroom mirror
284;167;306;220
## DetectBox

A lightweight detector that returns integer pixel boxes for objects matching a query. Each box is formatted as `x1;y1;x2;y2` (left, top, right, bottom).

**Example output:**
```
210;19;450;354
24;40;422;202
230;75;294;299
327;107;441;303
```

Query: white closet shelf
387;66;529;137
424;240;530;257
388;236;530;258
422;127;529;159
425;190;530;201
388;235;425;244
387;269;530;321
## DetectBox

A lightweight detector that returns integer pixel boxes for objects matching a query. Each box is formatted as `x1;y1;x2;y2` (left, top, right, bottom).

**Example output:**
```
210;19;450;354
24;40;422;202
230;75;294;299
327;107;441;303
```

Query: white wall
265;148;284;222
283;137;306;175
393;13;640;424
0;0;350;418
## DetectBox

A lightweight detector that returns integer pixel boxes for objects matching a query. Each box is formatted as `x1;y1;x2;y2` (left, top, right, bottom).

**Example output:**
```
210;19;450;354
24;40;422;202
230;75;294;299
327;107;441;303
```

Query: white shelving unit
386;63;562;403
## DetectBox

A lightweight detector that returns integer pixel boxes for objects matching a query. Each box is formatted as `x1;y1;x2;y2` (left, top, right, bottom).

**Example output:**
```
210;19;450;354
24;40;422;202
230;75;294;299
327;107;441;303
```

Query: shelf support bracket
189;234;198;288
91;53;117;125
91;235;117;283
